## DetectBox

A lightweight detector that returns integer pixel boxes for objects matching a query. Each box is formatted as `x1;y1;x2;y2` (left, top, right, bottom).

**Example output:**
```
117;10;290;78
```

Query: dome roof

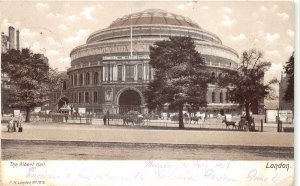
109;9;201;29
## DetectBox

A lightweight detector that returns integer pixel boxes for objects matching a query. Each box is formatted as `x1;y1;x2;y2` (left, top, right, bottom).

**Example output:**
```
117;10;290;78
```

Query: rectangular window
125;65;134;81
117;65;122;81
85;92;89;103
137;64;143;81
74;93;77;103
94;91;98;103
79;92;82;104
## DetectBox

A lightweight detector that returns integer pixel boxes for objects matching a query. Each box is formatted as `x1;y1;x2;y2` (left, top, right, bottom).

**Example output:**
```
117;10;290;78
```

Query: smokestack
16;29;20;50
8;26;15;49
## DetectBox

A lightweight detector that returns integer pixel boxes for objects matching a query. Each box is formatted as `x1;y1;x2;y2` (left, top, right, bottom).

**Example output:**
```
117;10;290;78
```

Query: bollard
261;120;263;132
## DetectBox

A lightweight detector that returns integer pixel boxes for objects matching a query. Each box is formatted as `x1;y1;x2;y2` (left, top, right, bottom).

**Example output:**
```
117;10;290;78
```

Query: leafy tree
219;49;277;123
1;48;58;122
283;52;294;102
144;36;209;128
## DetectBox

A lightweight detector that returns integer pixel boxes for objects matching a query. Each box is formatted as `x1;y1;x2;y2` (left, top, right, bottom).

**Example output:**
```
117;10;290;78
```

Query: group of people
7;114;23;132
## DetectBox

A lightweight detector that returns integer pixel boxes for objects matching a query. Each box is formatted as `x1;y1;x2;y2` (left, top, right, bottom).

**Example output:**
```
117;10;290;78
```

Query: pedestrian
7;115;14;132
65;114;68;123
18;113;23;132
103;114;107;125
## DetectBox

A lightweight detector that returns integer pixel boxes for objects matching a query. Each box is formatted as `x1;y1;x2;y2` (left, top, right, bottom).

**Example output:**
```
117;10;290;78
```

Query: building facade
57;9;242;115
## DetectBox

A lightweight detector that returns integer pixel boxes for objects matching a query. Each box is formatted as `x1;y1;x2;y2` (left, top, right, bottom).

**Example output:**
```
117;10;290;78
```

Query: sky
0;1;295;97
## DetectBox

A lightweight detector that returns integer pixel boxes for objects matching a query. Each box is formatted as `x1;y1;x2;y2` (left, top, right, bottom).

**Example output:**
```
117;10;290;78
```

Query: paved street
1;122;294;160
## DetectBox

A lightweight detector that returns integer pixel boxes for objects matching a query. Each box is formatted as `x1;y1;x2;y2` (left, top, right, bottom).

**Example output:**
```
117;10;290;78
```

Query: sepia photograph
1;0;296;185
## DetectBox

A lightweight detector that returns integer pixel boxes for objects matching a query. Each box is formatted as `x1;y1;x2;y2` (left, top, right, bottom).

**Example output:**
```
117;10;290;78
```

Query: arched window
212;92;215;103
79;74;83;86
220;92;223;103
94;72;99;84
211;72;216;84
85;72;90;85
218;73;223;79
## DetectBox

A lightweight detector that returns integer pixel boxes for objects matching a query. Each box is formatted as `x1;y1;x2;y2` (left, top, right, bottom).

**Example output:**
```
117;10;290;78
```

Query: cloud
265;63;283;83
47;13;61;18
224;7;232;13
46;36;61;47
257;30;264;37
36;3;49;11
20;28;38;38
287;29;294;37
221;15;235;26
81;6;96;20
63;29;90;45
58;24;68;31
46;49;60;57
285;45;293;54
97;4;104;9
265;33;280;42
229;34;247;42
30;41;42;53
57;57;71;64
200;6;209;10
265;50;281;61
277;12;289;20
260;6;267;11
67;15;78;21
273;5;278;9
177;4;185;10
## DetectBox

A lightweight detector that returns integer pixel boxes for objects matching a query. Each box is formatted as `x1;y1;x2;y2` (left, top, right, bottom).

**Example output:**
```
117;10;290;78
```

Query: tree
1;48;57;122
283;52;294;102
219;49;277;123
144;36;209;129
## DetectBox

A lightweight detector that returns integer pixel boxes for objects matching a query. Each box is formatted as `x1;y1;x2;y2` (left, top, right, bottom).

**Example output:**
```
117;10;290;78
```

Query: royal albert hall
59;9;243;115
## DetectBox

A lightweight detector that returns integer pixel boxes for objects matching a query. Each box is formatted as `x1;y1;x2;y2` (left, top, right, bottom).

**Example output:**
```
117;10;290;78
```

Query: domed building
58;9;241;115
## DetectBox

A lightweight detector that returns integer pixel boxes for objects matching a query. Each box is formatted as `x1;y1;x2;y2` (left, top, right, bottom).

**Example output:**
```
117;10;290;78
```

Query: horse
222;119;237;129
122;115;135;125
190;117;200;124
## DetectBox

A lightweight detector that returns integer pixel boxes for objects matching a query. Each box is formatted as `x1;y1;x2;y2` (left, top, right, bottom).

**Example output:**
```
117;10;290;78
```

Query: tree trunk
25;108;31;122
245;102;250;123
179;105;184;129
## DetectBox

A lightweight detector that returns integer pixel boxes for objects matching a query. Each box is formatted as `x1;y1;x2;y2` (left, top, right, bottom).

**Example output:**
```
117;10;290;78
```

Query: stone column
113;64;117;81
122;65;125;81
134;64;137;81
143;63;146;80
103;64;106;82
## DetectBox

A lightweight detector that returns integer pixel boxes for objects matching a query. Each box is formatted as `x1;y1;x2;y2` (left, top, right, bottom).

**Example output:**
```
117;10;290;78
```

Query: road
1;122;294;160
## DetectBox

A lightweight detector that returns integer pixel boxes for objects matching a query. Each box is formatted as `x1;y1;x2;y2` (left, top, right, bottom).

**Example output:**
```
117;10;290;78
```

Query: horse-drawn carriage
122;111;144;125
222;116;255;131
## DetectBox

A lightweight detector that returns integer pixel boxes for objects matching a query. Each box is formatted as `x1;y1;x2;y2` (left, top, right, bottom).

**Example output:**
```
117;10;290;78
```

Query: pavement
1;121;294;147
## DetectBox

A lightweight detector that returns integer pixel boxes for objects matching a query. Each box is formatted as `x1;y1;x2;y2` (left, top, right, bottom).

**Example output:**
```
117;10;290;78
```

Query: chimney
16;29;20;50
8;26;15;49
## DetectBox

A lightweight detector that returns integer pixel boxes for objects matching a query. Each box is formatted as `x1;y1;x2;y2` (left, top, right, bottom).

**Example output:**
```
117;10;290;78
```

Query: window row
211;91;229;103
70;91;99;104
70;71;102;87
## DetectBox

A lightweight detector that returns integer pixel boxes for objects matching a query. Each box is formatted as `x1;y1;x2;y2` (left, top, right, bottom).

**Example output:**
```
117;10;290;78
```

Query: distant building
1;26;20;114
279;72;293;110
